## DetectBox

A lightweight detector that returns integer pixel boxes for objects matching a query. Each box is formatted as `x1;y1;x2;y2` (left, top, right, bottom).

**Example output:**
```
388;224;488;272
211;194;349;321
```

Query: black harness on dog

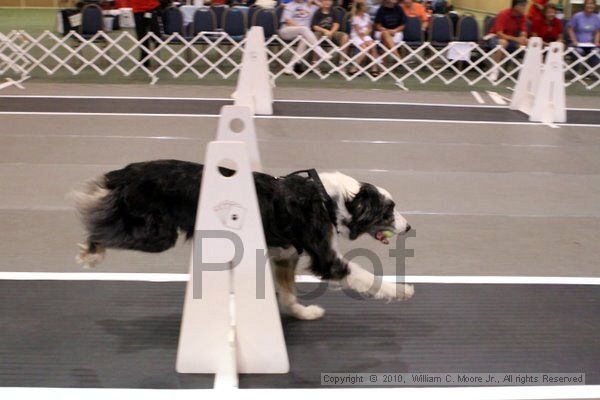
282;169;340;234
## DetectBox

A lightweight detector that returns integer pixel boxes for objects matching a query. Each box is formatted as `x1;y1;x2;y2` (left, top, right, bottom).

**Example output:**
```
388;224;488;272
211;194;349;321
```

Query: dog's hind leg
76;240;106;269
272;251;325;320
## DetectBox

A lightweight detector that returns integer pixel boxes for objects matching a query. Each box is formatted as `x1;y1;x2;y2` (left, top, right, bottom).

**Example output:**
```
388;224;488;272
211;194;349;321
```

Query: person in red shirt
531;3;563;45
131;0;162;67
488;0;528;81
401;0;430;31
527;0;548;25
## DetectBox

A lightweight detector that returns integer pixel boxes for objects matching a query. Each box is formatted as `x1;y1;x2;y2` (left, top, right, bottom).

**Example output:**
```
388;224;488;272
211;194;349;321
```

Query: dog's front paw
75;243;105;269
399;283;415;300
289;304;325;320
374;282;414;301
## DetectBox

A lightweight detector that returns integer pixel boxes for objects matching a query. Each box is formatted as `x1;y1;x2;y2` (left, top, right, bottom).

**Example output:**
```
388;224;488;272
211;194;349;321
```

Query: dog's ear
345;184;383;239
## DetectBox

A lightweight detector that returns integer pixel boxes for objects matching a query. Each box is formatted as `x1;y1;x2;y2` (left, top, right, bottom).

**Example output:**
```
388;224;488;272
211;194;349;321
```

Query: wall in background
451;0;512;15
1;0;61;7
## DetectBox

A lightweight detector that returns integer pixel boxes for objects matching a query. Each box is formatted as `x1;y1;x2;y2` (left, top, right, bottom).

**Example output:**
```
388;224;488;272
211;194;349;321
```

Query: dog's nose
405;224;411;232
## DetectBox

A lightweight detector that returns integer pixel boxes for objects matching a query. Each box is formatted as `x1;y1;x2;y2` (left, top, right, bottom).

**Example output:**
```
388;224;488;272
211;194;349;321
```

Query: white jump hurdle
510;38;566;124
231;26;273;116
176;25;288;387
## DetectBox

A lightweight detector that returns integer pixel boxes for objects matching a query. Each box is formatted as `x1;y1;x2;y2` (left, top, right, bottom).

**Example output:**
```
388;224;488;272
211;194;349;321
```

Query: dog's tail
69;177;113;267
70;177;111;229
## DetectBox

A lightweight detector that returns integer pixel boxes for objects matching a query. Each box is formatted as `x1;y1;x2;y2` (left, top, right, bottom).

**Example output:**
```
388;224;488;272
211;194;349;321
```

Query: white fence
1;29;598;90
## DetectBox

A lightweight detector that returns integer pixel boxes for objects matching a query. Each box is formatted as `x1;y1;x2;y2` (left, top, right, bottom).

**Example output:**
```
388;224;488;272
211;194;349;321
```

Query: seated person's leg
489;37;508;80
366;40;380;74
381;30;395;49
299;27;329;59
334;32;349;66
312;31;323;63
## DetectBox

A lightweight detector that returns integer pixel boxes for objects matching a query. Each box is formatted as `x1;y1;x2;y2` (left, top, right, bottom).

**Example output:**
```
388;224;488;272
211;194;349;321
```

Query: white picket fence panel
1;29;598;90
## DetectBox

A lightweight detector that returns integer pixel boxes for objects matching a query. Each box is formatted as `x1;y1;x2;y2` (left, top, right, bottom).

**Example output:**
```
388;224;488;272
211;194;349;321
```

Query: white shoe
319;51;332;61
489;67;499;81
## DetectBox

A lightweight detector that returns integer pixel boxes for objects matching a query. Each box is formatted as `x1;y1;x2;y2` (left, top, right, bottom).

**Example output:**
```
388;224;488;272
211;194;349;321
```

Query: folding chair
189;6;222;59
73;4;108;66
253;8;278;38
162;6;187;39
211;5;229;29
483;15;496;36
79;4;104;40
454;15;479;69
160;6;191;62
222;7;248;41
456;15;479;43
248;4;260;27
428;14;453;49
404;16;424;48
192;7;218;35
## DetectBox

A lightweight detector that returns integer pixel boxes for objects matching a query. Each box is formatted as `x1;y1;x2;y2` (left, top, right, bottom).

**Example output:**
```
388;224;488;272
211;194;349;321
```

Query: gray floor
1;280;599;388
1;84;599;277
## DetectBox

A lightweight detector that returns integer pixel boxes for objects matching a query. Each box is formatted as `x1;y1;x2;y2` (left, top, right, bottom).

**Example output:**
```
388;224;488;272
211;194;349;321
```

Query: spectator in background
312;0;349;69
131;0;162;68
488;0;528;81
279;0;332;74
531;3;563;45
568;0;600;66
401;0;429;31
349;0;380;75
255;0;277;8
527;0;548;25
432;0;451;14
374;0;406;59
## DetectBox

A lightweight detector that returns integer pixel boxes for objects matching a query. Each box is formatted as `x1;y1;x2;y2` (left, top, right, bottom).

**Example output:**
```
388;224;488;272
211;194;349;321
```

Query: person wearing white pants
279;0;332;74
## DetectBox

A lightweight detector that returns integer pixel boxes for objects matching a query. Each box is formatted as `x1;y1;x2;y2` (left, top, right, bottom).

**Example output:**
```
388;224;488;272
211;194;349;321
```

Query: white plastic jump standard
510;37;543;115
176;140;289;377
216;105;263;172
232;26;273;115
510;38;567;124
530;42;567;124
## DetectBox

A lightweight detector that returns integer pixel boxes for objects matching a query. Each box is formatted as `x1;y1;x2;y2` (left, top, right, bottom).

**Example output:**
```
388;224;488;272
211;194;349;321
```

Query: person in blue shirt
568;0;600;66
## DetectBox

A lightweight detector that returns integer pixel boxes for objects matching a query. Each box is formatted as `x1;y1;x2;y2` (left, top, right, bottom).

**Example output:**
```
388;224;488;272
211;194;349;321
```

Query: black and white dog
73;159;414;320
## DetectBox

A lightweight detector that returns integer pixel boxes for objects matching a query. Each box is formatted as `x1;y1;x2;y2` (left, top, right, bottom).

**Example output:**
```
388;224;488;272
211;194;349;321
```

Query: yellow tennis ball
382;230;395;239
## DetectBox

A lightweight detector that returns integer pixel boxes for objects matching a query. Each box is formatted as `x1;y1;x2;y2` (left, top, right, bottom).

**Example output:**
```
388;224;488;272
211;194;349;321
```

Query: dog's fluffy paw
75;243;105;269
374;282;414;301
289;304;325;320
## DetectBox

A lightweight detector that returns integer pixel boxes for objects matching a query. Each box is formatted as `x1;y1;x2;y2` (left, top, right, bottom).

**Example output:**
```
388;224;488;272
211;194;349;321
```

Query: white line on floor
486;91;508;105
0;385;599;400
1;111;598;127
471;91;485;104
1;272;600;285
